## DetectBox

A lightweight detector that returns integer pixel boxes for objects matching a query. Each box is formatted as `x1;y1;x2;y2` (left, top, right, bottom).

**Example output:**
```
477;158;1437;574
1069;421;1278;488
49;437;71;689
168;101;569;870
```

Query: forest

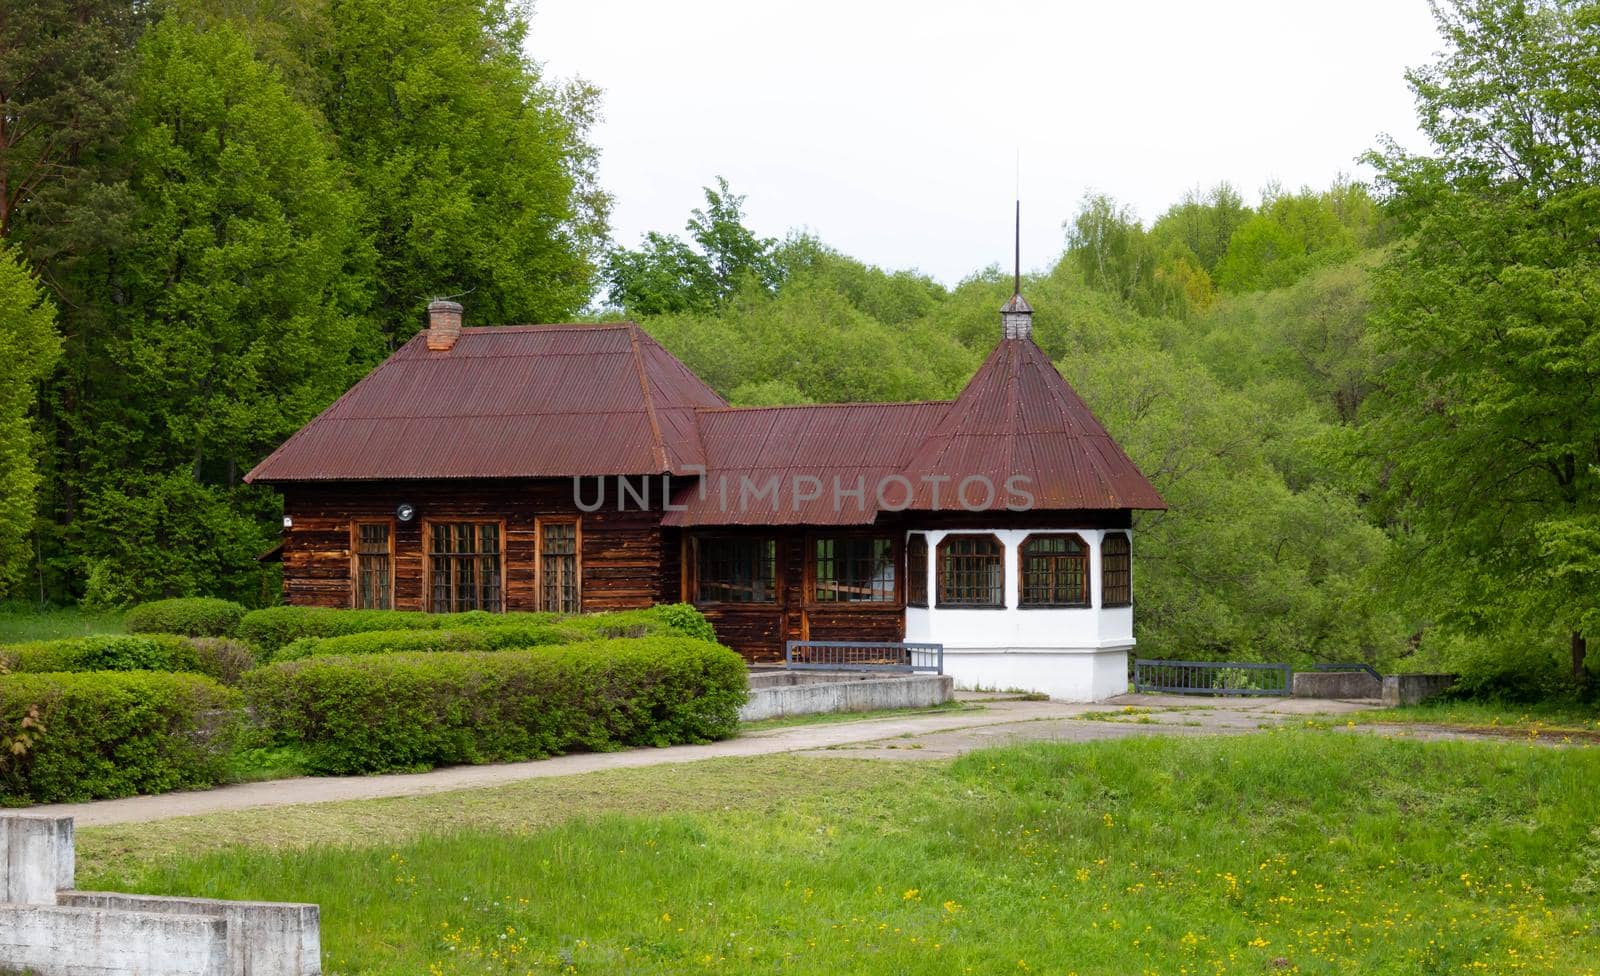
0;0;1594;699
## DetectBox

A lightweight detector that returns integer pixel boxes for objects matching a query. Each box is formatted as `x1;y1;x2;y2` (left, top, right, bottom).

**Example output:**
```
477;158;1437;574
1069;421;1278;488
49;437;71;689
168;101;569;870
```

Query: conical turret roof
898;336;1166;511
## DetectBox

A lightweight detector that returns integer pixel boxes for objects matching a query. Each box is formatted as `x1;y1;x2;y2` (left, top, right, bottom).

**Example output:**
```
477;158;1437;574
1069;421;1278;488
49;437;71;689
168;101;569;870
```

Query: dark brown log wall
278;479;666;613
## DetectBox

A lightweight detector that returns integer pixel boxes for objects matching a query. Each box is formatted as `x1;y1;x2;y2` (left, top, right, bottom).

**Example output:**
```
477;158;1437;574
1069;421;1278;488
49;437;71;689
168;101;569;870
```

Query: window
693;537;777;604
428;522;502;612
936;534;1004;608
1102;532;1131;607
1019;533;1089;608
813;536;896;603
353;522;392;610
540;519;580;613
906;533;929;607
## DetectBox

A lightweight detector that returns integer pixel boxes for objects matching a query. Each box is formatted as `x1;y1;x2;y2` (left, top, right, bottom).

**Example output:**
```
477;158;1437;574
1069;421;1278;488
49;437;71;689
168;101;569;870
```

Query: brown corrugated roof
244;324;726;482
661;402;950;526
898;339;1167;511
247;315;1165;520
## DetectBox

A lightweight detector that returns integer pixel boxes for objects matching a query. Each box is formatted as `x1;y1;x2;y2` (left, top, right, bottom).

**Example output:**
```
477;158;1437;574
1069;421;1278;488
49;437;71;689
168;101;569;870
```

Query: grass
76;731;1600;975
1350;699;1600;736
739;700;977;732
0;603;124;642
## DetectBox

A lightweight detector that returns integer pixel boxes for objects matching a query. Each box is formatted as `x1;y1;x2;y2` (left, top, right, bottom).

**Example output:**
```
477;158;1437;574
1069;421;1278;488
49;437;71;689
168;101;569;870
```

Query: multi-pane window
428;522;502;612
813;537;896;603
354;522;392;610
906;533;929;607
1019;534;1089;607
540;520;580;613
936;534;1004;608
1102;532;1132;607
693;537;777;603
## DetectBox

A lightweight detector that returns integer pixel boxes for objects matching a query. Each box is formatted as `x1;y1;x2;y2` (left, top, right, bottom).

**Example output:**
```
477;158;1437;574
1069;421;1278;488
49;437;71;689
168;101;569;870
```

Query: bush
0;634;255;685
187;638;258;685
243;637;748;775
275;623;587;661
124;597;247;637
0;634;202;674
237;607;558;656
240;603;718;658
0;671;240;803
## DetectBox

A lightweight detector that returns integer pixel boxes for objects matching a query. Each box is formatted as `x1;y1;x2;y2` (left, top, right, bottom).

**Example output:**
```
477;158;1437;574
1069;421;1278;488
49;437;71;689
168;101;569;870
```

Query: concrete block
1382;673;1458;706
0;903;229;976
0;814;74;905
59;893;321;976
1292;671;1381;700
738;674;952;722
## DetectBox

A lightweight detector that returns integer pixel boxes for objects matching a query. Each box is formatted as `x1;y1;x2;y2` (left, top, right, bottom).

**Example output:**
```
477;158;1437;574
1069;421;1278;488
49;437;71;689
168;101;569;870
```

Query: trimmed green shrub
0;634;254;685
237;607;559;656
651;603;716;643
241;604;717;658
0;634;202;674
275;623;587;661
0;671;240;803
243;637;748;775
124;597;247;637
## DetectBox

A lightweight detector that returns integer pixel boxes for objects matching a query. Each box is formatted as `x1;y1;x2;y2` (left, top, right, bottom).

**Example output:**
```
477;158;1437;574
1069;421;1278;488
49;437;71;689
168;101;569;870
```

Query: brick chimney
425;299;463;351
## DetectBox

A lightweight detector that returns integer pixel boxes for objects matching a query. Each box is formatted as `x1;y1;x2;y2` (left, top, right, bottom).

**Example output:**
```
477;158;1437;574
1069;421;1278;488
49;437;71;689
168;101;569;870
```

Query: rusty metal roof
898;339;1167;512
245;324;726;482
247;318;1165;519
661;402;950;526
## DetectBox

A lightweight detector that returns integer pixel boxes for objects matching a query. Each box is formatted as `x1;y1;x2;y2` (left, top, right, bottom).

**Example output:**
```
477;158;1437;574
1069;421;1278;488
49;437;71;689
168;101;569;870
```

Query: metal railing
784;640;944;674
1133;658;1293;697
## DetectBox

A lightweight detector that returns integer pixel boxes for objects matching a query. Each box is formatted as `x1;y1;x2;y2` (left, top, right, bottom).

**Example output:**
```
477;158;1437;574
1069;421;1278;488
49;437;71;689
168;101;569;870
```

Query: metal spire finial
1013;198;1021;298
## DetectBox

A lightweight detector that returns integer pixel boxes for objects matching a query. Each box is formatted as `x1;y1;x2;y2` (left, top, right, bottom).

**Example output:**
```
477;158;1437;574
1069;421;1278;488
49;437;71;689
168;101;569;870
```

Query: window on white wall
1102;532;1132;607
1019;533;1090;608
936;534;1004;608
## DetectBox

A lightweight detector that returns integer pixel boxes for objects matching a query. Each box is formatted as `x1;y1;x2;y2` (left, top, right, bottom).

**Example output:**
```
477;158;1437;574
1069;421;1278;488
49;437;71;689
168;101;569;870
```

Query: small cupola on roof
1000;200;1032;340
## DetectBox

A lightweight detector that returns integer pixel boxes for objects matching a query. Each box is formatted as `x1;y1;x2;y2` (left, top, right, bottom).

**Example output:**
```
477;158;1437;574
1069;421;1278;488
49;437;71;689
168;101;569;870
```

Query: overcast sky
529;0;1443;286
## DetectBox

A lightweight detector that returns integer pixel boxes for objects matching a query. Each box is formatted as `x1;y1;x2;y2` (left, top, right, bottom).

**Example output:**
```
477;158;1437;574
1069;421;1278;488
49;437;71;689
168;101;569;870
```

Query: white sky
529;0;1443;285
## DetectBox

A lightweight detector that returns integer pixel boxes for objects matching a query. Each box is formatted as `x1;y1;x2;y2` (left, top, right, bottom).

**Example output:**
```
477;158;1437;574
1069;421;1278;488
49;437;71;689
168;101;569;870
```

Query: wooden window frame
422;518;507;614
350;518;396;610
1101;531;1132;608
685;534;781;606
535;516;583;613
806;534;900;608
1018;532;1091;609
935;533;1006;609
906;533;929;608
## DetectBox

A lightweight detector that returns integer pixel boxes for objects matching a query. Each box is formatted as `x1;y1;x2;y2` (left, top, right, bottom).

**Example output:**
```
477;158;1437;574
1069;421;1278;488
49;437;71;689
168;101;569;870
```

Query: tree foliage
1360;0;1600;687
605;177;779;315
0;246;60;596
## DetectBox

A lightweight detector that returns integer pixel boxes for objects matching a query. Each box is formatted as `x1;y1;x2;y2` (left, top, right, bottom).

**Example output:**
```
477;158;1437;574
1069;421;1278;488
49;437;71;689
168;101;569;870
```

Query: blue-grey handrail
784;640;943;675
1132;658;1293;697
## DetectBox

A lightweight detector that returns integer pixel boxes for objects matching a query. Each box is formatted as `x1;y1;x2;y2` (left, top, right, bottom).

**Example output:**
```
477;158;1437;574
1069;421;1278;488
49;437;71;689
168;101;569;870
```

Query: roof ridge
626;324;671;473
696;399;953;414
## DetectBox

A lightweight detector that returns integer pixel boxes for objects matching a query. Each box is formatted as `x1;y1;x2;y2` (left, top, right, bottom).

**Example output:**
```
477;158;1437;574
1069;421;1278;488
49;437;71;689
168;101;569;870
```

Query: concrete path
32;695;1380;828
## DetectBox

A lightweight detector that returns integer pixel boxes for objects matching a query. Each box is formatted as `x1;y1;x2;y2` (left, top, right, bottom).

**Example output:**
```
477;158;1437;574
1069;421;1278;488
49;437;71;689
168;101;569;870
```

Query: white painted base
943;645;1130;702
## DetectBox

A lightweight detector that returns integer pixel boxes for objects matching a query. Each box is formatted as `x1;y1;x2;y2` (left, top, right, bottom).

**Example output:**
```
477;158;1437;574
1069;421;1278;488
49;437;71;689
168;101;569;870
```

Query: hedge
275;623;590;661
242;637;748;775
0;671;240;803
0;634;256;685
124;597;247;637
240;603;715;658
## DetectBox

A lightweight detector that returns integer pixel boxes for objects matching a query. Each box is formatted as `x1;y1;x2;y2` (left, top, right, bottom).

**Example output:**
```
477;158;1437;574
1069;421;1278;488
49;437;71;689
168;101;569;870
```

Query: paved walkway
32;695;1399;827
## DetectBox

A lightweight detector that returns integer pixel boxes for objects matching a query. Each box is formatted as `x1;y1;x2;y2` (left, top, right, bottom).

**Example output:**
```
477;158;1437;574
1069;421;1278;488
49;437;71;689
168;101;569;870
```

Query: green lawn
77;732;1600;975
0;604;124;642
1350;699;1600;737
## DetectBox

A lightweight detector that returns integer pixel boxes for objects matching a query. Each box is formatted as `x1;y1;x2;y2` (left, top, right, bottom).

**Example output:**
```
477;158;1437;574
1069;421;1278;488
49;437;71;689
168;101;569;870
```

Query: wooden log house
248;279;1167;701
